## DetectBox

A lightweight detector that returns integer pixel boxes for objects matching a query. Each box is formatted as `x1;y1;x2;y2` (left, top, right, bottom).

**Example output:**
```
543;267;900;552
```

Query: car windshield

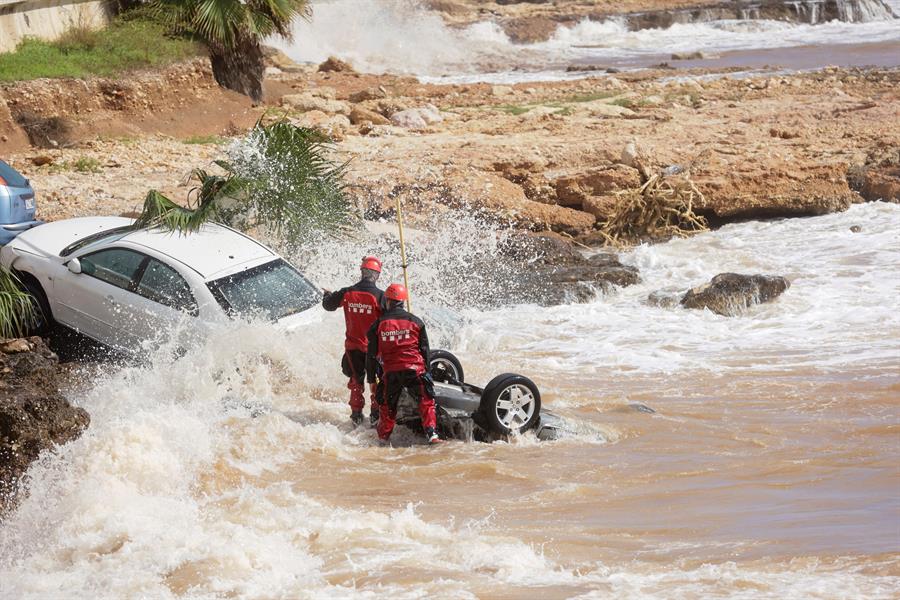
207;259;320;321
0;160;29;188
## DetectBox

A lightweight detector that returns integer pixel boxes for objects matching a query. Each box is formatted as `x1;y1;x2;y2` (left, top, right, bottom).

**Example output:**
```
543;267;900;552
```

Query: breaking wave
277;0;900;81
1;202;899;597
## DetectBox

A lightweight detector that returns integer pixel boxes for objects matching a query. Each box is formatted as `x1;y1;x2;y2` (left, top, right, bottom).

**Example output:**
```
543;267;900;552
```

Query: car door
125;257;200;350
53;247;147;348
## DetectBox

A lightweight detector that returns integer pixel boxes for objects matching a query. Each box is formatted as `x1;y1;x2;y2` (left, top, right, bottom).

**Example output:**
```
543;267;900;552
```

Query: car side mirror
66;258;82;274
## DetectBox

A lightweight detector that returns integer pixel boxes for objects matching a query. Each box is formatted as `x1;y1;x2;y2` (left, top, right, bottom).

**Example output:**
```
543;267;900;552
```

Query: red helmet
385;283;408;301
360;256;382;272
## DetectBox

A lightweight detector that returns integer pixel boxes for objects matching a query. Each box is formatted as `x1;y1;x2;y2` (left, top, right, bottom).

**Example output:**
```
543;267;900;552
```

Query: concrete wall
0;0;111;53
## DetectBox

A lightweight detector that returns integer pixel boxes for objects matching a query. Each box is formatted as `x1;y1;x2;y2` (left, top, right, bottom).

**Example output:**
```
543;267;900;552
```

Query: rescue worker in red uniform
322;256;385;425
366;283;442;444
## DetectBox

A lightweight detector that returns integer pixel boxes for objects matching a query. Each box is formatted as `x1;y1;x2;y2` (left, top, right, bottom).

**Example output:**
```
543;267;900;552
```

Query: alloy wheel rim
432;358;460;381
495;384;536;431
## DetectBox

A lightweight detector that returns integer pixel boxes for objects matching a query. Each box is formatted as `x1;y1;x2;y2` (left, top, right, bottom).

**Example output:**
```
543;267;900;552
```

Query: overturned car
389;349;566;442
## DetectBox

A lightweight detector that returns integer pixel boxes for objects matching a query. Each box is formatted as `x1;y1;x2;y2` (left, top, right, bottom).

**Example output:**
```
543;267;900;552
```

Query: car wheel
479;374;541;436
429;349;464;383
20;277;53;336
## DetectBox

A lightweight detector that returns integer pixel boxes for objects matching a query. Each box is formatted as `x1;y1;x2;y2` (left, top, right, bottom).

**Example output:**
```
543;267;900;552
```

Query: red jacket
322;280;385;351
366;305;430;379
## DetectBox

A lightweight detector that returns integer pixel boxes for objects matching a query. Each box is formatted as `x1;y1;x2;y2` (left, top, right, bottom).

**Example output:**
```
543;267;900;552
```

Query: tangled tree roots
13;110;73;148
598;169;709;246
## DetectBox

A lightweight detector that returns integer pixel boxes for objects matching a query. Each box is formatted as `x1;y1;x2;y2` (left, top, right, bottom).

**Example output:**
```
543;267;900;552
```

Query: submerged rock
680;273;790;316
647;289;682;309
498;232;640;305
0;337;89;512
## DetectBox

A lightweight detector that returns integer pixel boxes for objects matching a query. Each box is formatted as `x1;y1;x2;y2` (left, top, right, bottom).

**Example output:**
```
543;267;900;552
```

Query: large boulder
497;232;640;305
318;56;354;73
1;337;89;511
349;106;390;126
680;273;790;316
390;105;443;129
261;46;306;73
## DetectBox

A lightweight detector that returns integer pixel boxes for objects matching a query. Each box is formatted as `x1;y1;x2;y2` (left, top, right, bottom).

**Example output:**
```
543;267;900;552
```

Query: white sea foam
277;0;900;82
2;199;898;597
450;202;900;383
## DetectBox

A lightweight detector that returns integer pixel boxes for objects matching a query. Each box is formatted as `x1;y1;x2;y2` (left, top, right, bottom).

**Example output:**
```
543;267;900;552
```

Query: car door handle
105;295;118;306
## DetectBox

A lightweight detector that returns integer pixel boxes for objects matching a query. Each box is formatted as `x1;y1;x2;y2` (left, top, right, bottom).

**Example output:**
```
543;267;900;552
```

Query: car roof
120;223;276;279
13;216;276;280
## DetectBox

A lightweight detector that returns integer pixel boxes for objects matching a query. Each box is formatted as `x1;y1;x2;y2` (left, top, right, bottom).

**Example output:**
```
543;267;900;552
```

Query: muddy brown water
249;367;898;596
2;203;898;598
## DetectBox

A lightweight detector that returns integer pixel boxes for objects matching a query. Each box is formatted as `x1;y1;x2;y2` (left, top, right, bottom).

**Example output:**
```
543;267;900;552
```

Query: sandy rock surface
0;56;897;242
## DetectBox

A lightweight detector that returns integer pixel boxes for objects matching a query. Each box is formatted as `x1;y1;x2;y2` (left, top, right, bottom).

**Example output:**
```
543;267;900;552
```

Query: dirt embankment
0;53;897;240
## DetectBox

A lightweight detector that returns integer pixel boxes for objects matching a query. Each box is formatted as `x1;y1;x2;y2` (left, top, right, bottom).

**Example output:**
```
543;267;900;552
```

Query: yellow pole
395;197;412;313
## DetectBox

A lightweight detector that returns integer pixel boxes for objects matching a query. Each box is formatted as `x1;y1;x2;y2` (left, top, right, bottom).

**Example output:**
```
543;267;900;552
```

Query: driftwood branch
598;162;709;246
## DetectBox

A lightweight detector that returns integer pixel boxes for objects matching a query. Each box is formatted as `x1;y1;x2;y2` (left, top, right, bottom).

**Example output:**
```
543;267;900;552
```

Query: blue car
0;159;42;245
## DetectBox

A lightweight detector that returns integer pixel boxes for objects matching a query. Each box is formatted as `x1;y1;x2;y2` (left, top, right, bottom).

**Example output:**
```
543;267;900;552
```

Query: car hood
7;216;133;258
275;304;325;333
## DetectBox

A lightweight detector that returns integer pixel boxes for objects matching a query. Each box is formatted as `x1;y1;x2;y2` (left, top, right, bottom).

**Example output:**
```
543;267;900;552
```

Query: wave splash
278;0;900;80
1;203;899;597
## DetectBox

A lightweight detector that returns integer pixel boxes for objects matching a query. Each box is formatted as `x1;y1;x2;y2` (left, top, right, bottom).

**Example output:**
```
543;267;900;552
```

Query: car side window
79;248;145;291
136;259;198;316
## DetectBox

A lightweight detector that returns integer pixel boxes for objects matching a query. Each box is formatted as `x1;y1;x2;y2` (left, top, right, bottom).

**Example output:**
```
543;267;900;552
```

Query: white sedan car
0;216;322;352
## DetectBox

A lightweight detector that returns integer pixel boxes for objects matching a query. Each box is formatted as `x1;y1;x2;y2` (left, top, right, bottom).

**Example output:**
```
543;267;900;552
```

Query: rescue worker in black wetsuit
366;283;442;444
322;256;385;426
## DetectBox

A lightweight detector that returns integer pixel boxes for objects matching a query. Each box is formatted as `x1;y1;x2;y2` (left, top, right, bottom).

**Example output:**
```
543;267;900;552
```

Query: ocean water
1;202;898;598
277;0;900;82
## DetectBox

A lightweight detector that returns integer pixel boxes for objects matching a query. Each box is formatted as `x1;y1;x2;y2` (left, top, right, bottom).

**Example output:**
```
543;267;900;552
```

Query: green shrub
0;14;201;82
0;268;36;339
72;157;102;173
182;135;227;145
496;104;531;116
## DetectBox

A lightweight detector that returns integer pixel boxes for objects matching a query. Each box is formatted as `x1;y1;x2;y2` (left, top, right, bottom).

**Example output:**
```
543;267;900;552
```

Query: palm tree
135;119;353;243
151;0;311;102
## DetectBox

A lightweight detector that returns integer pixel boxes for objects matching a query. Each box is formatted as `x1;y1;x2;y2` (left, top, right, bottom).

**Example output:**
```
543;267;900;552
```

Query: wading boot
350;411;364;426
426;428;443;445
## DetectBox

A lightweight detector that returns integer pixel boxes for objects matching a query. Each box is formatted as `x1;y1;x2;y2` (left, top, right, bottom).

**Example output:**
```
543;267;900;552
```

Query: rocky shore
1;56;896;238
426;0;898;42
0;337;89;513
0;5;897;508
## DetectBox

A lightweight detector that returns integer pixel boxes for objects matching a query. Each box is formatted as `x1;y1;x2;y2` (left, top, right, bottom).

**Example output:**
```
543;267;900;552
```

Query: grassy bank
0;14;201;82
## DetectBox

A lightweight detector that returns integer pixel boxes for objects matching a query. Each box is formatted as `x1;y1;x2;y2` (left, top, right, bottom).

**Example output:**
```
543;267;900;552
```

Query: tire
478;373;541;436
19;276;53;336
429;349;464;383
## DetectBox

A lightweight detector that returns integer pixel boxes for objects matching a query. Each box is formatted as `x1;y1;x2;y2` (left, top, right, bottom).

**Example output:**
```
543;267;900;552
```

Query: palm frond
192;0;247;48
150;0;310;47
221;118;354;245
0;267;36;339
135;119;350;244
